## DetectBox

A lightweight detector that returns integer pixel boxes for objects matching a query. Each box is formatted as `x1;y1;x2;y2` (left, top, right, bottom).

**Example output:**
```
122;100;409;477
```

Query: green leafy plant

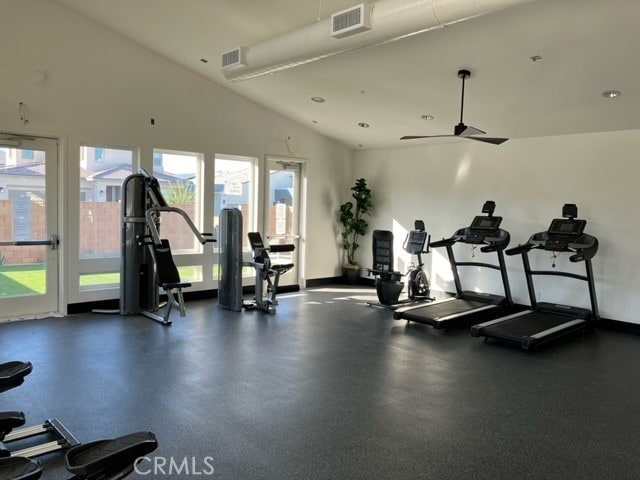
339;178;373;265
165;180;195;204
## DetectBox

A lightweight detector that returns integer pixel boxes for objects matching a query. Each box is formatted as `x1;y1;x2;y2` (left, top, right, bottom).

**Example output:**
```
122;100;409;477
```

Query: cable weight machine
120;169;215;325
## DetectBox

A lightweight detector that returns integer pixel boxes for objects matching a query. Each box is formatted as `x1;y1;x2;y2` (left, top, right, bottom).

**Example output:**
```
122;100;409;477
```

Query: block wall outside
0;200;47;265
1;200;292;266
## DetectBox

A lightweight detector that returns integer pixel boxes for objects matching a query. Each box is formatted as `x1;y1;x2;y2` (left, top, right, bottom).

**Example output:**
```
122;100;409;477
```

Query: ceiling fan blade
467;136;509;145
400;135;454;140
457;125;486;137
404;71;507;146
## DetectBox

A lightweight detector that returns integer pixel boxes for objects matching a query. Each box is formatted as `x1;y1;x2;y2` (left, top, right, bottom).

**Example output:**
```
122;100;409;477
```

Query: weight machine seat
247;233;295;273
66;431;158;480
0;457;42;480
0;363;32;393
153;240;191;290
268;262;294;274
144;240;190;325
244;232;295;314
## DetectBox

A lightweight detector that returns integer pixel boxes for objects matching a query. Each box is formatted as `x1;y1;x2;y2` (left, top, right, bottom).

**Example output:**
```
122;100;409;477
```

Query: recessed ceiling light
358;122;370;128
421;114;434;121
311;96;325;103
602;90;621;98
199;58;209;63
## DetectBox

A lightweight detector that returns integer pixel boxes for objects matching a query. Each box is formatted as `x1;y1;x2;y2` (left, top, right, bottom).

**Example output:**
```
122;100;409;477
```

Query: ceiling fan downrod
457;69;471;126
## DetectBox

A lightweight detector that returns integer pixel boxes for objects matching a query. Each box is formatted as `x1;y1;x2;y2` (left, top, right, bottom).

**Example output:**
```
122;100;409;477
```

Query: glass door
0;136;59;319
264;157;303;287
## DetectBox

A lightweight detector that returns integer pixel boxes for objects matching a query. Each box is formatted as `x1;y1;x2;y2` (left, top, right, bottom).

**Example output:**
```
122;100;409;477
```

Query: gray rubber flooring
1;286;639;479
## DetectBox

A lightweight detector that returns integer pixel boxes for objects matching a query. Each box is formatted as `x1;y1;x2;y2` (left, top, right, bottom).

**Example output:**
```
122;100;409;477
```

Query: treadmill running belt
400;298;488;320
482;311;582;338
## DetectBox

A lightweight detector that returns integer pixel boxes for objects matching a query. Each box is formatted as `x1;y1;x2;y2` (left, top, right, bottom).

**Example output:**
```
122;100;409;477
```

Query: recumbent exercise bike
367;220;434;308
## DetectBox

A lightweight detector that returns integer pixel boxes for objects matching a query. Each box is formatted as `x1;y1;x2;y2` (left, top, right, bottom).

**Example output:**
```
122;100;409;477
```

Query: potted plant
339;178;373;283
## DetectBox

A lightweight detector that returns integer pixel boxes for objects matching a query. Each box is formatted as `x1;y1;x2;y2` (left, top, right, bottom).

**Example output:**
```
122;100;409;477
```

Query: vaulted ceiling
55;0;640;149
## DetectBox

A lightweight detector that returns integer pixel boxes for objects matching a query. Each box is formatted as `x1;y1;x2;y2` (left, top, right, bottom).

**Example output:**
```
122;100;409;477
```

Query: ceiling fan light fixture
602;90;621;98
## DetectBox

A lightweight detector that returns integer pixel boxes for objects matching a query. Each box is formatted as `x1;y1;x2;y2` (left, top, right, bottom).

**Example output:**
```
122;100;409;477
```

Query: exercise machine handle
429;237;455;248
269;244;295;253
505;243;534;256
146;207;214;246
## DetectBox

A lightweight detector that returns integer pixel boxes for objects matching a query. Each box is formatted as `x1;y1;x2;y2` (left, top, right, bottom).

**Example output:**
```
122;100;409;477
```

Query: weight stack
218;208;243;311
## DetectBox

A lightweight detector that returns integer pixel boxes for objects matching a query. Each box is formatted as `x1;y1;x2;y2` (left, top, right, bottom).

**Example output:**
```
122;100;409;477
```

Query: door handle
0;234;59;250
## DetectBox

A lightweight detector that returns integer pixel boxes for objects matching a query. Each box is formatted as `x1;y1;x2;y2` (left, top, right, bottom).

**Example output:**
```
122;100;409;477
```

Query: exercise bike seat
0;457;42;480
0;362;32;393
66;431;158;480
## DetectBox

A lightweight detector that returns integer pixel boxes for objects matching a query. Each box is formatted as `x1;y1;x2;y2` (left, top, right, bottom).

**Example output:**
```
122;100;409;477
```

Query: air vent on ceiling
221;47;247;70
331;3;371;38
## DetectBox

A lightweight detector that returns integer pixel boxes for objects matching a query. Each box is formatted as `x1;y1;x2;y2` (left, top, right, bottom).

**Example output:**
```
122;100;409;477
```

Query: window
152;149;202;254
106;185;121;203
79;145;134;259
214;154;257;279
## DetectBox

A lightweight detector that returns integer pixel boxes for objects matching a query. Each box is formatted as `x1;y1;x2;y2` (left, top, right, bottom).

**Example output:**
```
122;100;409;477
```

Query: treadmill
471;204;599;351
393;201;512;329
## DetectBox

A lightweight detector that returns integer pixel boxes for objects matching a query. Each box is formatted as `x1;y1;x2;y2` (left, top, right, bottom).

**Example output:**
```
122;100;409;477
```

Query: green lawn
0;264;46;296
0;264;234;297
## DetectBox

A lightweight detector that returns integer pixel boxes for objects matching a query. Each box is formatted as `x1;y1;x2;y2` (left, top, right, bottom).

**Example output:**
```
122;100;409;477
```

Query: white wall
354;130;640;324
1;0;351;308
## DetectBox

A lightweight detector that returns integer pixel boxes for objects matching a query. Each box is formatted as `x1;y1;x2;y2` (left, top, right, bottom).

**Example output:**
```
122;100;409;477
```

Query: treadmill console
459;215;504;245
526;217;598;260
532;218;587;251
430;202;510;252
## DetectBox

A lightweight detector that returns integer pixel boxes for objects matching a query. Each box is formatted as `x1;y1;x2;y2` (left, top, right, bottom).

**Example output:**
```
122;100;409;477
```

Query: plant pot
342;264;361;285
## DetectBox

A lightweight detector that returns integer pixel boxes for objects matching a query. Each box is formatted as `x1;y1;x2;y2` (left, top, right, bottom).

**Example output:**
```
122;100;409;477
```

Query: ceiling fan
401;69;508;145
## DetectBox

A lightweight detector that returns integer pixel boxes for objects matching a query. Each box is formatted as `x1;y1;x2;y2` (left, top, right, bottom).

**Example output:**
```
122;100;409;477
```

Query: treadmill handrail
429;237;456;248
510;231;598;260
506;243;536;256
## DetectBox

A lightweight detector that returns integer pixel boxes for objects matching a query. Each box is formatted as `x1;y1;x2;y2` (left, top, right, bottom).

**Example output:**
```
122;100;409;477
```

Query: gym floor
1;286;639;479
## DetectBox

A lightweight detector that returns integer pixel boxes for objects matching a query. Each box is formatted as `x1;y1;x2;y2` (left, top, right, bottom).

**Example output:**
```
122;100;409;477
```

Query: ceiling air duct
222;0;533;82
